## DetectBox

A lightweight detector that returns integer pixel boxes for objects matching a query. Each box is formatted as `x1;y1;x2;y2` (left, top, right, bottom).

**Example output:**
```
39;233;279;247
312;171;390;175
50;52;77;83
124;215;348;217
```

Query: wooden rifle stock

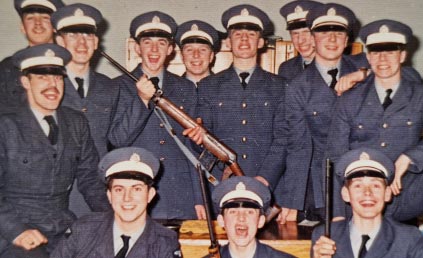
153;93;242;174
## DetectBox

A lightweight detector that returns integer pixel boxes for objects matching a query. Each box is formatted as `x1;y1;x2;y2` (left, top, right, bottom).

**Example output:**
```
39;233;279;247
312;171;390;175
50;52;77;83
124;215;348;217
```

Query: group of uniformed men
1;0;423;257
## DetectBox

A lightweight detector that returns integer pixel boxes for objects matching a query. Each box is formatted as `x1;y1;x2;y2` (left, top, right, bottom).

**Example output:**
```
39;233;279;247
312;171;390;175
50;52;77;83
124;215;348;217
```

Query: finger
32;230;48;244
196;117;203;125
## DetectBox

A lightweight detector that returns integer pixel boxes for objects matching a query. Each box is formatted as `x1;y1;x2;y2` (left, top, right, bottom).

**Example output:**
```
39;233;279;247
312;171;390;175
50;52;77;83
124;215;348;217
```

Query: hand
13;229;48;250
254;176;269;186
313;235;336;258
276;207;297;224
195;205;207;220
182;118;205;145
136;75;157;106
335;70;366;96
391;154;412;195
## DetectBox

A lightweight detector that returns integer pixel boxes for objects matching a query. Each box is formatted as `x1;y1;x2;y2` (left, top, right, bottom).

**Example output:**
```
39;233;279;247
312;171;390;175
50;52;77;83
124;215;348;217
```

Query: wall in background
1;0;421;78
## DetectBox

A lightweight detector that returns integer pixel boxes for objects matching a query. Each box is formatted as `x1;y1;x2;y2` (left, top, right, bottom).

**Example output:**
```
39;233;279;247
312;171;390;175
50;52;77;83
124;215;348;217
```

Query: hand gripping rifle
101;51;281;221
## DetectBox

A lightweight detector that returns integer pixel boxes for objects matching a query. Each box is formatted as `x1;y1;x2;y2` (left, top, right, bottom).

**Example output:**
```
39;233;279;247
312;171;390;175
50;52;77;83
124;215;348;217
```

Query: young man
108;11;203;220
51;147;182;258
278;0;322;81
312;148;423;258
185;4;287;192
0;0;64;114
326;19;423;222
278;3;363;224
52;3;118;158
0;43;109;258
176;20;219;84
210;176;295;258
51;3;119;218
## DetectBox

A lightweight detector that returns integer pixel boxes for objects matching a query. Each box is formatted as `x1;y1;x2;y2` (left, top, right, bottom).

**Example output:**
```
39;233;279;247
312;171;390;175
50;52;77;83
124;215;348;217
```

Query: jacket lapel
384;79;412;116
366;219;393;258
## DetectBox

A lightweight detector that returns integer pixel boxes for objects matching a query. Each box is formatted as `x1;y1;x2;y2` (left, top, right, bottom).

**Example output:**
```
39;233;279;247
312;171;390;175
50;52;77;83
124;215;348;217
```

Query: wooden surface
175;220;314;258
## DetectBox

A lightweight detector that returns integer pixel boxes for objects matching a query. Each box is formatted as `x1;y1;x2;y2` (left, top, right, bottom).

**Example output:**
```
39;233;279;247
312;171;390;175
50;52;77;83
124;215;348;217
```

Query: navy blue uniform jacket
312;218;423;258
198;66;287;189
50;212;181;258
108;64;200;219
279;56;360;210
0;105;109;253
326;74;423;219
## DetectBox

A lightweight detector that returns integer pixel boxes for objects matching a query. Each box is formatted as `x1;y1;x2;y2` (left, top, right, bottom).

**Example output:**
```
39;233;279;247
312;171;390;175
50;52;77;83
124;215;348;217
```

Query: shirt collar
349;219;381;258
113;221;146;255
375;80;400;103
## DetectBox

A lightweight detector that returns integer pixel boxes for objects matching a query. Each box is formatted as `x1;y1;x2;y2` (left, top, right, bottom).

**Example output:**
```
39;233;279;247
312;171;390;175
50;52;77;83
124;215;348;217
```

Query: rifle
197;165;221;258
325;159;332;237
101;51;281;221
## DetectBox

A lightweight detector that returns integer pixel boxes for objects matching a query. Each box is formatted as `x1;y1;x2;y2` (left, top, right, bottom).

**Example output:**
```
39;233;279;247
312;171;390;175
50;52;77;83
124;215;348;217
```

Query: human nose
193;48;200;58
123;189;132;202
328;32;336;42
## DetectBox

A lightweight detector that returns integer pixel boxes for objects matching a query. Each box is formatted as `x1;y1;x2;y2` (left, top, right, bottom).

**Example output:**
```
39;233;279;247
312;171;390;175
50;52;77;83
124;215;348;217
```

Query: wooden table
168;219;314;258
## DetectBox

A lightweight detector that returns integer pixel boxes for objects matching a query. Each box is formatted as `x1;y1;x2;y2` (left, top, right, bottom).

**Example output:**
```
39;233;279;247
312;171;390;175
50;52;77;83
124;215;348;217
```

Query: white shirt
31;108;58;137
349;219;381;258
66;68;90;98
113;221;146;256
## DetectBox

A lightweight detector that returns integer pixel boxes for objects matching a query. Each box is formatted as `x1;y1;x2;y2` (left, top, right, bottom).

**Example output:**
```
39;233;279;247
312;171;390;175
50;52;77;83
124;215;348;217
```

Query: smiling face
181;43;214;81
107;179;156;231
20;12;54;46
217;207;265;250
342;177;391;221
135;37;173;76
312;30;348;67
21;73;64;115
226;29;264;61
290;27;315;60
367;50;406;86
56;32;99;68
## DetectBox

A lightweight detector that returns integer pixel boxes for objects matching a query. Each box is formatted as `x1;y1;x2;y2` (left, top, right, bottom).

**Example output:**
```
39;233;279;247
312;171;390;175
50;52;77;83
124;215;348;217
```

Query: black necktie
327;68;338;89
303;62;310;69
150;77;160;91
358;234;370;258
239;72;250;89
115;235;130;258
75;77;84;98
44;115;58;145
382;89;393;110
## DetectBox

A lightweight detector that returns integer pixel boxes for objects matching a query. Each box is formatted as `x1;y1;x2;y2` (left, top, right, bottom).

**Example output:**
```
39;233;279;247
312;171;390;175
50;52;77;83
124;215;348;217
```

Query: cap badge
130;153;141;163
379;25;390;33
74;8;84;17
236;182;246;191
359;152;370;161
295;6;304;13
152;16;161;24
191;24;199;31
241;8;250;16
327;8;336;16
45;49;55;57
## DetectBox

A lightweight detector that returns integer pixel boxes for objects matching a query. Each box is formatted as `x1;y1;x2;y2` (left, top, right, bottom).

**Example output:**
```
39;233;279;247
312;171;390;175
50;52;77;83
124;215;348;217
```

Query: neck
315;55;341;68
67;62;90;77
186;71;210;83
375;74;401;89
228;239;257;258
141;65;163;77
115;215;147;235
233;56;257;71
352;215;382;235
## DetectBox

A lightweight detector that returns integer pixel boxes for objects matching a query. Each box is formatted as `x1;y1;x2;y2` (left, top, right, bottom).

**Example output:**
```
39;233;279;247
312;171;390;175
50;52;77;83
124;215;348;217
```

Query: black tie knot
115;235;131;258
44;115;58;145
239;72;250;89
358;234;370;258
150;77;160;91
75;77;84;98
303;62;310;69
327;68;338;89
382;89;393;110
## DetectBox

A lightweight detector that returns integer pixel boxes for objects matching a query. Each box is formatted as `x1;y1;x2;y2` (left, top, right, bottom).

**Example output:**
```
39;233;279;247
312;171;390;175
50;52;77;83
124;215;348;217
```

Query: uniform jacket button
159;140;165;145
242;154;247;159
242;120;247;125
382;123;388;128
381;142;387;147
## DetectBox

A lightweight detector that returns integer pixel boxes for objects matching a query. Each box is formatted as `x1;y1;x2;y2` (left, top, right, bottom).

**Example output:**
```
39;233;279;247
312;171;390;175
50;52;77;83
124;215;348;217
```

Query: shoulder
384;217;422;237
148;219;179;240
91;71;113;82
257;241;296;258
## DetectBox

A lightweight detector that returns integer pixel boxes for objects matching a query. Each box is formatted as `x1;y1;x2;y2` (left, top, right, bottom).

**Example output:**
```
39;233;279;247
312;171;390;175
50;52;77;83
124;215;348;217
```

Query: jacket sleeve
107;77;154;148
74;115;110;212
